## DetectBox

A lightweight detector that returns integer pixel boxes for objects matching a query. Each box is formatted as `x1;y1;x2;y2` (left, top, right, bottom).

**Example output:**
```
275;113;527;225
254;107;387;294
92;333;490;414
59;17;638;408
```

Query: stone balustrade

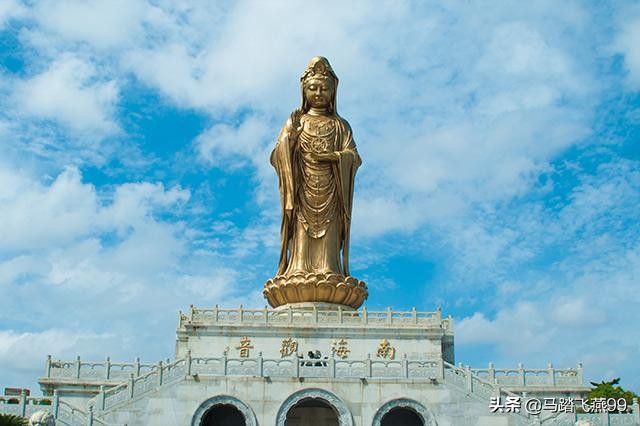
180;305;453;330
0;390;121;426
44;355;158;381
87;352;533;421
471;362;584;387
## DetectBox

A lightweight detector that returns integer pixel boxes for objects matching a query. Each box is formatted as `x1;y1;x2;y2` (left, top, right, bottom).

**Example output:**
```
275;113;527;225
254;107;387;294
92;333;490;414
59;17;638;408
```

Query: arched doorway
372;398;437;426
201;404;246;426
286;397;339;426
380;407;423;426
276;388;353;426
191;395;257;426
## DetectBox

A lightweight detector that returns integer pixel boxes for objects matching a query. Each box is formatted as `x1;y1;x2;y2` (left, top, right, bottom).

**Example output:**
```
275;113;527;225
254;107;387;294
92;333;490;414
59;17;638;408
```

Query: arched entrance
191;395;257;426
276;388;353;426
372;398;437;426
286;397;339;426
380;407;423;426
201;404;245;426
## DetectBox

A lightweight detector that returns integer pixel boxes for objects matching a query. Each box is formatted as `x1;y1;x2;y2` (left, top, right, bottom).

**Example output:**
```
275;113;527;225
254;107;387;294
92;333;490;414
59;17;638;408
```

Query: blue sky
0;0;639;394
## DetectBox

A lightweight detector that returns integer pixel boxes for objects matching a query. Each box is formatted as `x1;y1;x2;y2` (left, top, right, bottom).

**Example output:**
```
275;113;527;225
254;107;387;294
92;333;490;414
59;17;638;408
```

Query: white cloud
0;0;26;29
14;55;119;136
32;0;149;49
615;15;640;90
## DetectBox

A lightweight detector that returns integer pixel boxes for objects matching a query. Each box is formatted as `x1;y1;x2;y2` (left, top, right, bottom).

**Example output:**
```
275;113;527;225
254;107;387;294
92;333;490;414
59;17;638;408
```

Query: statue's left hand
310;152;339;162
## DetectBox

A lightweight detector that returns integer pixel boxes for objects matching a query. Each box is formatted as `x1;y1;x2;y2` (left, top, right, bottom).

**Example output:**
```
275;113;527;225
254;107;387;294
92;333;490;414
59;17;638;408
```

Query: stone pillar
52;390;59;417
87;405;94;426
547;362;555;386
19;389;26;417
128;373;135;399
488;362;496;384
75;355;81;379
45;355;52;378
105;357;111;380
157;361;164;386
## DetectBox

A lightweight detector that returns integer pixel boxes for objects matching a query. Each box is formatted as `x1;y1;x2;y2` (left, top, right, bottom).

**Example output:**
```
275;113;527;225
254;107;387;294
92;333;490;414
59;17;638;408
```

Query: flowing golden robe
271;112;361;277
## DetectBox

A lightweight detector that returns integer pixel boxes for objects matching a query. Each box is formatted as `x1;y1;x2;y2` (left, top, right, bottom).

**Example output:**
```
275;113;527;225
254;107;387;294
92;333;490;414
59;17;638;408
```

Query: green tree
587;378;639;413
0;414;27;426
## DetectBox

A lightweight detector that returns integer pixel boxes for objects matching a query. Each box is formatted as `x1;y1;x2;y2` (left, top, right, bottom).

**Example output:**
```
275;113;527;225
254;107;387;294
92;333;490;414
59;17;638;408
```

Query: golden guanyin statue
263;57;368;309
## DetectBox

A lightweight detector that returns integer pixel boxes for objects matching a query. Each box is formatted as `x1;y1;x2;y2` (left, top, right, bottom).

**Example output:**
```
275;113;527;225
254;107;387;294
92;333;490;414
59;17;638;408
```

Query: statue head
29;410;56;426
300;56;338;114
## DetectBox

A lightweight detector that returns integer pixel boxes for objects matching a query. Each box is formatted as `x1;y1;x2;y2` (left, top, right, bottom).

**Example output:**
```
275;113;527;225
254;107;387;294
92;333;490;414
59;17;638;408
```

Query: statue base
263;272;368;309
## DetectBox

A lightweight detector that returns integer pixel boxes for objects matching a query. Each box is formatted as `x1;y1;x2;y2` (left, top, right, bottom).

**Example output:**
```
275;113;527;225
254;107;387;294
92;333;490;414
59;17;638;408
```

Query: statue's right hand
288;109;303;141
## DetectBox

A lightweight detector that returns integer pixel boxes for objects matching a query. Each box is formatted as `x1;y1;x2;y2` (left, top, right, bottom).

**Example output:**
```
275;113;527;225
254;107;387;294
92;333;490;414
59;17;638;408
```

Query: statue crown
301;57;337;83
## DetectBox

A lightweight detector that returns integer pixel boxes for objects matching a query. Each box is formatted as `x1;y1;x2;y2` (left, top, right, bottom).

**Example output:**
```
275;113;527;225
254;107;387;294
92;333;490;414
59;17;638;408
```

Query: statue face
304;78;334;109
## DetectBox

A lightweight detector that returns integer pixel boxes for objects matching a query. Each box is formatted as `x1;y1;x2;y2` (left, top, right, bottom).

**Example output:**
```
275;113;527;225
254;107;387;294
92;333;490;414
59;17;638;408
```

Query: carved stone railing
0;390;122;426
87;351;445;413
539;401;640;426
471;362;584;388
443;361;533;425
181;305;453;330
44;355;157;381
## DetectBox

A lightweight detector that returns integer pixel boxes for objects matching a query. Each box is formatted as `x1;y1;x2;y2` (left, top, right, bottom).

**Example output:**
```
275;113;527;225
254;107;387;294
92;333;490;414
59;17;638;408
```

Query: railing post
576;362;584;385
338;306;343;324
257;352;263;377
186;350;192;376
75;355;81;379
52;390;59;417
189;304;194;321
329;353;336;378
157;361;163;386
387;307;392;323
99;385;105;411
19;389;26;417
362;307;368;324
488;362;496;383
128;373;135;399
46;354;52;378
412;307;417;324
213;304;219;322
365;354;372;378
288;305;293;323
105;356;111;380
518;362;525;386
263;306;268;324
437;358;445;381
402;354;408;378
547;362;555;386
313;305;318;324
466;366;473;392
135;357;141;376
239;304;244;323
87;405;94;426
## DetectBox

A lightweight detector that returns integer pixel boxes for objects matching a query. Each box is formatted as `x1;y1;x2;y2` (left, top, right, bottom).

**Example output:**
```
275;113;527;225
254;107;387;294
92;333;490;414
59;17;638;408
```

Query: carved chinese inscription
331;338;350;359
280;338;298;357
236;337;254;358
376;338;396;359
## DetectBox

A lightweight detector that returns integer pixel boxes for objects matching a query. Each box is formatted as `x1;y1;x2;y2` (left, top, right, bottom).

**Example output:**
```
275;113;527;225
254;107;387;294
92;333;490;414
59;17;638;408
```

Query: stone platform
4;305;627;425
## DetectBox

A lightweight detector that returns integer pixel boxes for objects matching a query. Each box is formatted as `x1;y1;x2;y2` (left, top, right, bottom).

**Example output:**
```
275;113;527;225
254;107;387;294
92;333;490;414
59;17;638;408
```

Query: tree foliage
0;414;27;426
588;378;639;412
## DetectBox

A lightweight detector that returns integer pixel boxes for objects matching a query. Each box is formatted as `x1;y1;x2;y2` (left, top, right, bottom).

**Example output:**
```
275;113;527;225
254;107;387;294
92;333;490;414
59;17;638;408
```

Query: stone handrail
471;362;584;387
0;391;123;426
181;305;453;330
89;352;447;413
44;355;157;381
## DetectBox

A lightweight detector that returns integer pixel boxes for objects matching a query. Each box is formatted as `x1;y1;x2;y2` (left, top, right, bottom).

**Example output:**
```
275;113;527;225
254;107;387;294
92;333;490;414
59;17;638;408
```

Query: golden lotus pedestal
263;272;368;309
